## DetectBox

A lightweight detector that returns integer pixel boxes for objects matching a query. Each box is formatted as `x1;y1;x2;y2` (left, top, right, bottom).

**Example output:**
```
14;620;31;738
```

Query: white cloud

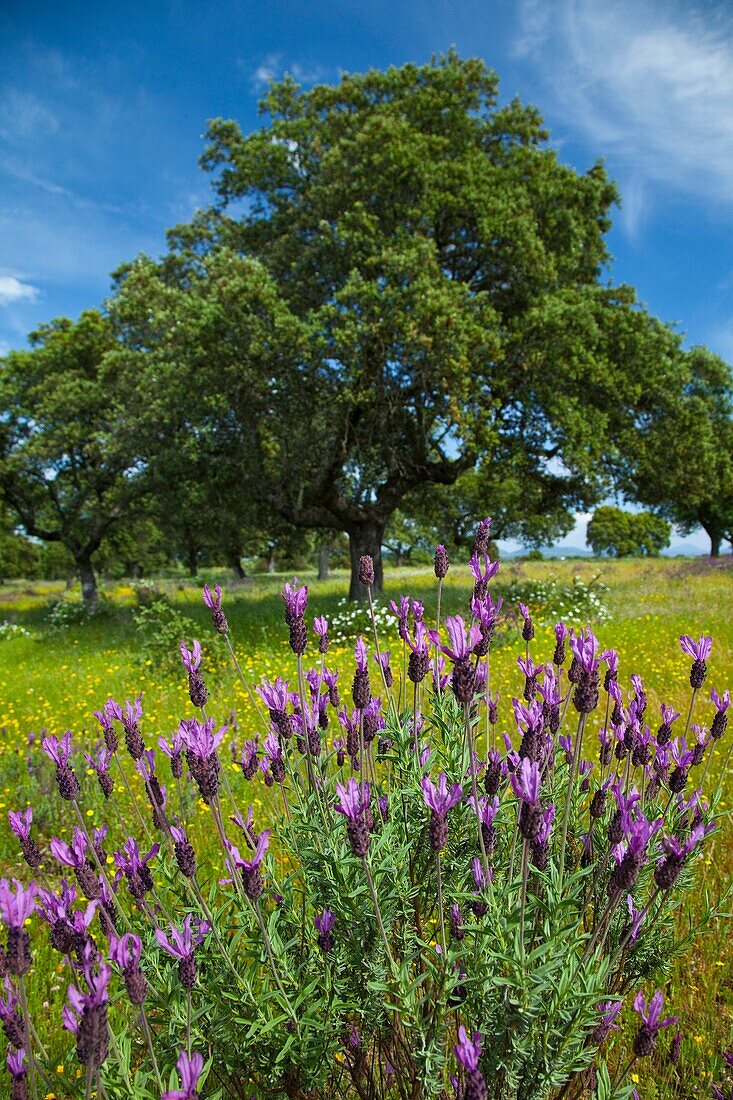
246;53;330;91
514;0;733;208
0;276;39;307
0;91;59;144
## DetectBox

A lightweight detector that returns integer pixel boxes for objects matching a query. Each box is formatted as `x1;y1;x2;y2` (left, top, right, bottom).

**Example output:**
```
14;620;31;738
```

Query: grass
1;555;732;1097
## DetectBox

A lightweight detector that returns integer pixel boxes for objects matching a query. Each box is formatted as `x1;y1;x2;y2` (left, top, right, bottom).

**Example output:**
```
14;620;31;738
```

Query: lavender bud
351;670;371;711
451;658;475;704
212;607;229;635
288;617;308;656
429;812;448;852
188;669;208;709
434;545;449;579
690;660;707;690
358;556;375;587
407;651;429;684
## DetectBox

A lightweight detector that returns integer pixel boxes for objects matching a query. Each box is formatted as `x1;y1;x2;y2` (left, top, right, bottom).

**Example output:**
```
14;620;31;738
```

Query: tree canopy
0;310;139;608
586;506;671;558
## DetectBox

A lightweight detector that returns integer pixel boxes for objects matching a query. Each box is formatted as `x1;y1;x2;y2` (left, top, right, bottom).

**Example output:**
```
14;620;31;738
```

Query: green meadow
3;555;733;1097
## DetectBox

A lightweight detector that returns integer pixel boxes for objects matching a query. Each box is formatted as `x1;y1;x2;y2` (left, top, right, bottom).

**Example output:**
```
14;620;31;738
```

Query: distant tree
0;311;139;610
623;347;733;556
587;506;670;557
115;52;683;598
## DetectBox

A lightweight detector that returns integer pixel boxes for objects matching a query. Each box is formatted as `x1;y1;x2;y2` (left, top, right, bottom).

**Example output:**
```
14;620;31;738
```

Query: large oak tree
114;52;688;595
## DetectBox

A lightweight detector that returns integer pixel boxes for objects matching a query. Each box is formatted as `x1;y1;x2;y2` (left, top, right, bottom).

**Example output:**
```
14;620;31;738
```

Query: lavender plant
1;537;730;1099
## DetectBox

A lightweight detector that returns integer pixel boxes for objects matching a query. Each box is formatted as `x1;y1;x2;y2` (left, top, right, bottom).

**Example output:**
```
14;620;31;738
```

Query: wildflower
50;828;100;901
83;744;114;798
553;621;568;666
406;620;431;684
657;703;680;746
388;595;410;641
632;989;678;1056
313;615;330;654
373;651;393;689
322;667;340;708
202;583;228;634
358;555;375;587
315;908;335;952
450;903;464;941
0;881;35;976
569;628;601;713
519;602;534;642
679;634;713;689
179;717;226;803
510;758;542;841
590;1000;623;1046
711;688;730;741
170;826;197;879
469;549;498;600
113;838;159;902
472;515;492;557
434;544;449;579
422;773;463;851
669;736;695;793
609;814;661;895
41;730;80;801
93;705;119;755
352;637;371;709
532;803;555;871
7;1047;26;1099
431;616;481;703
282;579;308;654
109;933;147;1005
63;957;111;1069
8;809;40;870
654;821;713;890
454;1026;487;1100
156;914;210;989
181;639;208;709
467;794;499;854
163;1050;204;1100
0;979;24;1049
106;695;145;761
335;777;371;857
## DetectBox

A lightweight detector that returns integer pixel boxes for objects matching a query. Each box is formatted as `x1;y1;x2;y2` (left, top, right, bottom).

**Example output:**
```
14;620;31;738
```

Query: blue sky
2;0;732;551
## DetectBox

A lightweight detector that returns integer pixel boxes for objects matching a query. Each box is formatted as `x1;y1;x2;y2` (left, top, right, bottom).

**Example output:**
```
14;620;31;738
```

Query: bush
1;545;728;1098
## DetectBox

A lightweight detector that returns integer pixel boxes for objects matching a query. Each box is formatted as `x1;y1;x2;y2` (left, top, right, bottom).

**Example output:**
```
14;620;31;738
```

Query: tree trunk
76;554;99;614
348;521;385;600
266;547;276;574
317;540;330;581
228;549;246;579
186;542;199;578
702;523;721;557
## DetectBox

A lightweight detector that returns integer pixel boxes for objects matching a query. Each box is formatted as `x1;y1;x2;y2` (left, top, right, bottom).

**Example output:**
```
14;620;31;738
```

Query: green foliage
45;590;112;633
587;507;671;557
623;346;733;556
131;585;198;673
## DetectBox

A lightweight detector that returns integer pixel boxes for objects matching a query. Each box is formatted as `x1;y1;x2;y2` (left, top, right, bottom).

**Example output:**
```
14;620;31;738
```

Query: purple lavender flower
179;717;226;802
468;794;500;854
553;621;568;665
156;914;210;989
202;584;228;634
113;838;159;902
314;908;336;952
454;1026;486;1099
0;979;25;1050
106;695;145;760
422;772;463;851
469;552;499;600
224;830;270;899
109;932;147;1005
352;637;371;709
434;544;449;579
163;1050;204;1100
8;809;41;871
335;777;371;857
680;634;713;689
406;620;431;684
591;1000;623;1046
63;959;111;1068
388;595;410;641
158;729;185;779
518;602;534;642
7;1047;25;1090
42;730;81;801
313;615;330;653
711;688;731;741
633;989;678;1056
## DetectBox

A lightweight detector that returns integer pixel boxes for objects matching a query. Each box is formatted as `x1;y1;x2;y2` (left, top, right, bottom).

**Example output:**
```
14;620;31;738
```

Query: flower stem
558;712;586;890
436;850;447;957
139;1008;164;1095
